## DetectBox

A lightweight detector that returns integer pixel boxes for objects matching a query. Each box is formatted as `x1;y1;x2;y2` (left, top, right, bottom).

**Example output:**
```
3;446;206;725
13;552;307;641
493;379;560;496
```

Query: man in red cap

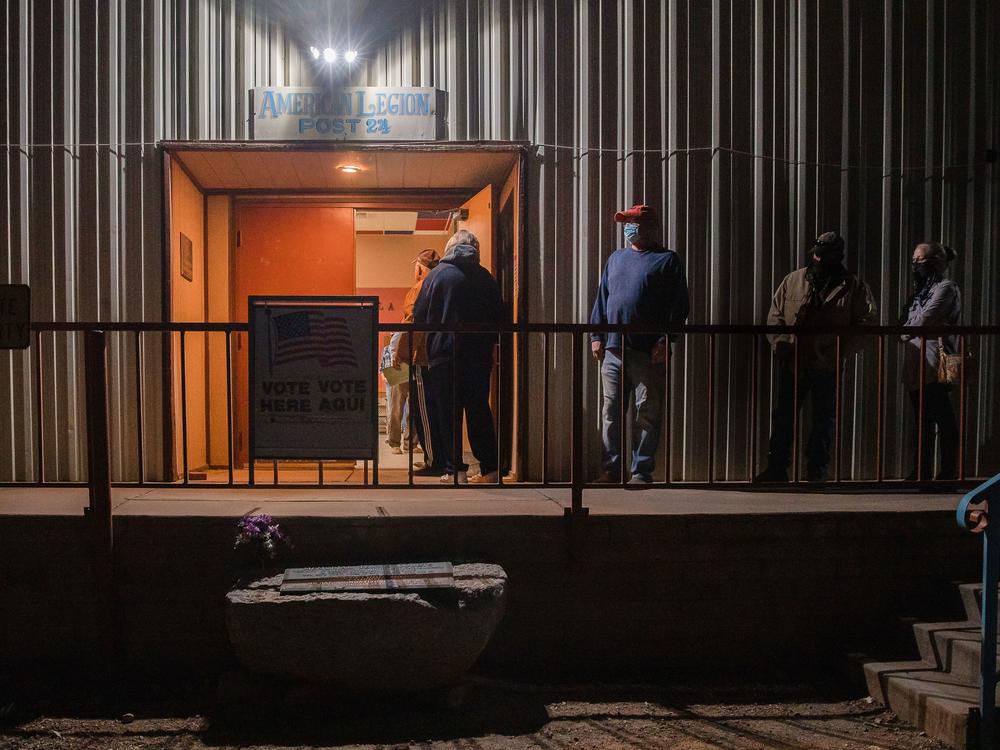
590;204;689;484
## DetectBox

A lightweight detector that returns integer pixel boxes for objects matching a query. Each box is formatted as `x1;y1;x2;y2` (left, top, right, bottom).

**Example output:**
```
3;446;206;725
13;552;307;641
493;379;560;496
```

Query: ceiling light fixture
338;165;362;174
322;47;337;62
344;50;358;63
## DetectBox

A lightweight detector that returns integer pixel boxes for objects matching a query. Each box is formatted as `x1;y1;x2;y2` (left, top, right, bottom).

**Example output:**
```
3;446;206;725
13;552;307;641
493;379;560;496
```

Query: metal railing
956;473;1000;750
5;321;999;511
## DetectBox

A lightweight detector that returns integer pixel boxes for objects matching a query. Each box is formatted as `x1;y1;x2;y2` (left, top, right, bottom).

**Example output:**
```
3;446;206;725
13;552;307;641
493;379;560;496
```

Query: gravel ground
0;681;947;750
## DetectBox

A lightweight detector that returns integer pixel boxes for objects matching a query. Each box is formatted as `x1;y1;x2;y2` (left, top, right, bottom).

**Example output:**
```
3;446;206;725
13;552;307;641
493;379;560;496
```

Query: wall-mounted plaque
250;86;447;141
180;233;193;281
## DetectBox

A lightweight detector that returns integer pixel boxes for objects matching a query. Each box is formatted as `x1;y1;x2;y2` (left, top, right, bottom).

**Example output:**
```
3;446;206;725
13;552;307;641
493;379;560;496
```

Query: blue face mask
624;223;642;245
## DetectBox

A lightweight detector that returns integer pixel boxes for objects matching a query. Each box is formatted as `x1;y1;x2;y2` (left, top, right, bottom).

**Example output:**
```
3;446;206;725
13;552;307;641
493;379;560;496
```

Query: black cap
812;231;845;257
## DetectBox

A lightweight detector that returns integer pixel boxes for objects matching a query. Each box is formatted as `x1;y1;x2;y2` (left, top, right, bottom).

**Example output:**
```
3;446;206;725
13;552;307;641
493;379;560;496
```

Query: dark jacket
411;244;505;368
589;245;690;355
766;266;877;371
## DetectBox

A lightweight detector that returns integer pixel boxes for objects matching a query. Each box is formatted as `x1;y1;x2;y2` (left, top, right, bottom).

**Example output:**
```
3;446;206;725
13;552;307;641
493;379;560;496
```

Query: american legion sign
249;297;378;461
250;86;447;141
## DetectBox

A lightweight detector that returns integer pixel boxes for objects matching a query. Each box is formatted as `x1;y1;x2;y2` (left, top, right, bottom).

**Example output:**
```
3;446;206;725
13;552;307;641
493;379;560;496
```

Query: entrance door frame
161;140;530;481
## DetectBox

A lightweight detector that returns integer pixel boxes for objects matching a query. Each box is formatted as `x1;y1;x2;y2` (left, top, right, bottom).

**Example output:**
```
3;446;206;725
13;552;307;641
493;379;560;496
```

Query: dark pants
908;383;958;479
423;359;497;475
766;365;837;479
409;366;439;469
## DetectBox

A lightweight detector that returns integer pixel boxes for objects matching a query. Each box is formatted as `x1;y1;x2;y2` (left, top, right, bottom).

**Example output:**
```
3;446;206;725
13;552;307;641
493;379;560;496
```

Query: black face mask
811;256;843;275
912;261;933;281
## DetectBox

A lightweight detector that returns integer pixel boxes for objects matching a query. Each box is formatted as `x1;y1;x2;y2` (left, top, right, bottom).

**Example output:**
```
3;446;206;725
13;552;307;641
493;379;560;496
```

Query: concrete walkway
0;485;964;518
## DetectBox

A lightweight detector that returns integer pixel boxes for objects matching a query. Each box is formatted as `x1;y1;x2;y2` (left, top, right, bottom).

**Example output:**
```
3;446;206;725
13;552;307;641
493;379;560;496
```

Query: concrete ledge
0;488;978;683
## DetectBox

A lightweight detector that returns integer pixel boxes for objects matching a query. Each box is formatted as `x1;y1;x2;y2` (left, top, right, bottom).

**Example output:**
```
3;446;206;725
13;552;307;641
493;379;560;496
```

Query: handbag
937;336;975;385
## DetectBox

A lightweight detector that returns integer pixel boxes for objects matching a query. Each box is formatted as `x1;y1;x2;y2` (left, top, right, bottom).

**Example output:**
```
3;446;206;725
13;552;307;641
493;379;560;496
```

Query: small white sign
251;86;447;141
249;298;377;460
0;284;30;350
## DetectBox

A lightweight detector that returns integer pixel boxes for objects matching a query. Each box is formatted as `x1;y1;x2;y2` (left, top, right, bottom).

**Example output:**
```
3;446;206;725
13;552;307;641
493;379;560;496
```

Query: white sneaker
467;470;499;484
440;471;468;484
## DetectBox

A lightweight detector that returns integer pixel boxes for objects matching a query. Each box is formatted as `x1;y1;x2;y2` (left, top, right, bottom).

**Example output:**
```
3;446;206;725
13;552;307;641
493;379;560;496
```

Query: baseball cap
613;204;659;225
812;231;845;256
413;249;441;269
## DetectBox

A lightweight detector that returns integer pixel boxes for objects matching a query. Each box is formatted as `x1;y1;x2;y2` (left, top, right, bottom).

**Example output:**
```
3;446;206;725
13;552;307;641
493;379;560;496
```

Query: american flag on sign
270;311;357;369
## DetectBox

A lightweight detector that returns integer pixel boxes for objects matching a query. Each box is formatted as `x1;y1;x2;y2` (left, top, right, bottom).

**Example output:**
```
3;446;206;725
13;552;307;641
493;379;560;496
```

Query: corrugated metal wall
1;0;998;482
359;0;1000;481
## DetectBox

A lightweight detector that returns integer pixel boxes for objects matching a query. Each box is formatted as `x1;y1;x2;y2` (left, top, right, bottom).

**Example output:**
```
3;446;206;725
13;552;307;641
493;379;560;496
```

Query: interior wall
169;163;207;475
356;233;449;323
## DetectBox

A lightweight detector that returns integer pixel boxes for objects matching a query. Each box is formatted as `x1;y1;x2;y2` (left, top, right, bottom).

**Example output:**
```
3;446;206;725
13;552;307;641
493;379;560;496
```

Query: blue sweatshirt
589;246;690;354
412;243;506;368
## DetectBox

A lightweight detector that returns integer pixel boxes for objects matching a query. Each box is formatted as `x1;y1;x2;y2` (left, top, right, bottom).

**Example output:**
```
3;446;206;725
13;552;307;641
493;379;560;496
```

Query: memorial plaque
280;562;454;595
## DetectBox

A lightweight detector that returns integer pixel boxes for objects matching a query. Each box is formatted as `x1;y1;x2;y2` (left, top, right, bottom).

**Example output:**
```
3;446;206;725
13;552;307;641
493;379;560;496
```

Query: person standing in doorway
901;242;961;481
589;204;690;485
392;248;442;476
412;229;505;484
754;231;877;484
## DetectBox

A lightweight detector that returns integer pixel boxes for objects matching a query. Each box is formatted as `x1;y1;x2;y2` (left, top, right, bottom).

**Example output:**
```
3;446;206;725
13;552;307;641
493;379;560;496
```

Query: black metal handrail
7;321;996;507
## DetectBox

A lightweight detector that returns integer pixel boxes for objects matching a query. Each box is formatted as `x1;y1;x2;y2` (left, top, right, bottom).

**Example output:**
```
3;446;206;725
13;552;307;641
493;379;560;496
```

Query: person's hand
774;341;794;363
651;340;667;365
591;340;604;362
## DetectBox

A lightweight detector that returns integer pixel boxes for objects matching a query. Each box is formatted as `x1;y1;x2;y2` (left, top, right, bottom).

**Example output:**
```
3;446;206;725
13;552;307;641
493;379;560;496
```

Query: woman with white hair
901;241;961;481
411;229;506;483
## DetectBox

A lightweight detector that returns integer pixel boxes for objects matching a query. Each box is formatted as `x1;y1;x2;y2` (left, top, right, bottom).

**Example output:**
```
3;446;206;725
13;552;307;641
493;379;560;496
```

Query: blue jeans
600;348;664;480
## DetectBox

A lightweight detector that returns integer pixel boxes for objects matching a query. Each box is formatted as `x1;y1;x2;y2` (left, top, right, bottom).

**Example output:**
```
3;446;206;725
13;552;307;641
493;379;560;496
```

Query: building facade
1;0;998;482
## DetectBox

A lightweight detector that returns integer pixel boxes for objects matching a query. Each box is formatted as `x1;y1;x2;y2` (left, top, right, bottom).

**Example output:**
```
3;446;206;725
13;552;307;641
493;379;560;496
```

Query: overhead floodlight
309;46;320;60
344;50;358;63
323;47;337;62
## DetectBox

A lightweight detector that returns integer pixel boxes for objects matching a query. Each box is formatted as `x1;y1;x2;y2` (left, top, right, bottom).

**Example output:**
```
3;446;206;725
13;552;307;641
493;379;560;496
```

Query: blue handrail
957;473;1000;749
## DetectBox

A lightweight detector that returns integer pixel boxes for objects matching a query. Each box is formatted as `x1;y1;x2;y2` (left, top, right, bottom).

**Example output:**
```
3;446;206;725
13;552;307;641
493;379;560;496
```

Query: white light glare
309;46;320;60
322;47;337;62
344;50;358;63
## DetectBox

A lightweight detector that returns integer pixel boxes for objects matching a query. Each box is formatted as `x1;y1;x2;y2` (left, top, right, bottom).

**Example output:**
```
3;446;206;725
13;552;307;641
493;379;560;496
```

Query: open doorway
163;143;522;484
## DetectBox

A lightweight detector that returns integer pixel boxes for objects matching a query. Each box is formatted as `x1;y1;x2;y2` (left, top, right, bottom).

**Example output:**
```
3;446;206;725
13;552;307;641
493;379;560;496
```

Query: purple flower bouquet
234;514;291;567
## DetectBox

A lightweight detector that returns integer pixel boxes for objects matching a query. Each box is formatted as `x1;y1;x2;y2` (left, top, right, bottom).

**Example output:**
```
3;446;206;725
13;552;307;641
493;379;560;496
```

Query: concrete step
948;633;1000;684
913;620;979;667
957;582;1000;624
865;582;1000;749
864;658;934;703
882;672;981;750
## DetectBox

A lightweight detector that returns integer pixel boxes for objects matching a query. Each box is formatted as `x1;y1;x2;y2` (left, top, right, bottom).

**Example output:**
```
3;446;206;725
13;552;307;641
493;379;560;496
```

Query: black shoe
596;469;620;484
752;467;788;484
411;464;444;477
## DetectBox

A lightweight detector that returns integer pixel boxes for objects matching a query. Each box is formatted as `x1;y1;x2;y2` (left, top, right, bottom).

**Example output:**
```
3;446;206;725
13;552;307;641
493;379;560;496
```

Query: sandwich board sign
0;285;30;349
248;297;378;461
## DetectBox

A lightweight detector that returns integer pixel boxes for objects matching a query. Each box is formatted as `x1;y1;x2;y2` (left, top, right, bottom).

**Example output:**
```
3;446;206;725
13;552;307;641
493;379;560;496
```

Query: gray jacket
901;278;962;391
